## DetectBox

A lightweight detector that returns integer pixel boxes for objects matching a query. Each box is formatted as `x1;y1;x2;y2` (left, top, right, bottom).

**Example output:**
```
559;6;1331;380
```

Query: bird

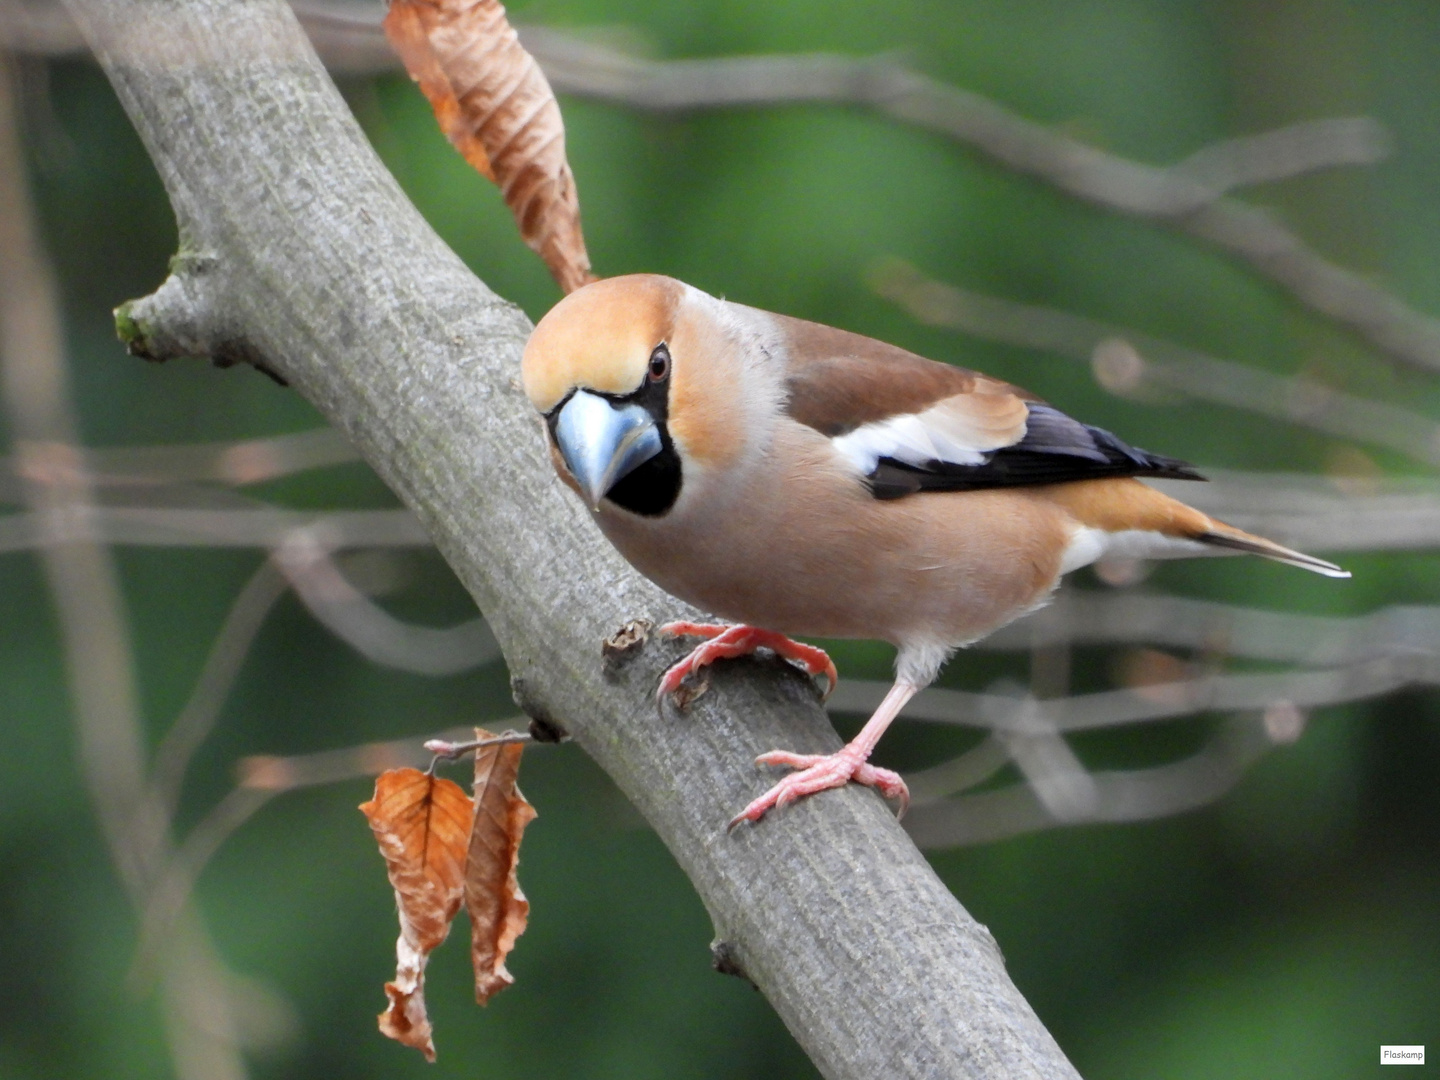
520;273;1348;829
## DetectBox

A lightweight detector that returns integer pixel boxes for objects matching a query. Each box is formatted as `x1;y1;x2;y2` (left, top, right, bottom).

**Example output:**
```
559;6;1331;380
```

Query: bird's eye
648;345;670;382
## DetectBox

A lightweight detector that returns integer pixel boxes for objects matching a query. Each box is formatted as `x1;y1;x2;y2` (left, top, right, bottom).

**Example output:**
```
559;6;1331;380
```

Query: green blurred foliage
2;1;1439;1078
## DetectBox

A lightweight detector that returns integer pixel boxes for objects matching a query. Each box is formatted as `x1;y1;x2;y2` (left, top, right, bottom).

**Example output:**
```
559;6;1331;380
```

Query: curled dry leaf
384;0;596;293
360;768;473;1062
467;727;537;1004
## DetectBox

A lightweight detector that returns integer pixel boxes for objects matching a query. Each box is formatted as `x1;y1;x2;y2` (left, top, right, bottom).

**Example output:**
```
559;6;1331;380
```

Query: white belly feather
1059;525;1213;576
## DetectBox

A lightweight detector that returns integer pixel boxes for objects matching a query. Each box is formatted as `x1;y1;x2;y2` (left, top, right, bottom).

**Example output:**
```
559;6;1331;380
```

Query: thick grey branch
116;252;289;381
60;0;1078;1076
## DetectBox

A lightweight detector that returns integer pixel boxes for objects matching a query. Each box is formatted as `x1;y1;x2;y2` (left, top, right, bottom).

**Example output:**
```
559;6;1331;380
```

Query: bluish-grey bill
553;389;663;509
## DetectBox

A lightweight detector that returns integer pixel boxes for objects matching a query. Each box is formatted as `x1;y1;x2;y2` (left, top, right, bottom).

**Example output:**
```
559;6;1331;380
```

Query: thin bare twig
273;529;500;674
128;784;277;992
150;558;289;818
989;689;1099;823
982;588;1440;666
0;503;431;550
905;714;1273;847
1169;117;1392;196
0;427;358;503
835;651;1439;736
237;722;486;790
904;735;1010;806
423;729;533;763
0;425;357;489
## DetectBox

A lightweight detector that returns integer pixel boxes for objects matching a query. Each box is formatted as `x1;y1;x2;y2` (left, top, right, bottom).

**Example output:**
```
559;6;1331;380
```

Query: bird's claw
656;623;837;705
727;748;909;830
664;670;711;710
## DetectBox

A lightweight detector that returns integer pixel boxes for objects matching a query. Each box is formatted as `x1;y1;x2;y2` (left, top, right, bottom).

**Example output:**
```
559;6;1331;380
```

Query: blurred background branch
3;0;1439;1076
0;48;254;1080
8;0;1437;374
872;258;1440;469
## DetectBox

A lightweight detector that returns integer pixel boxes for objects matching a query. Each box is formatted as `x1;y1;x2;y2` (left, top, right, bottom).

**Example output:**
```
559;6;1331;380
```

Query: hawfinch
521;274;1347;828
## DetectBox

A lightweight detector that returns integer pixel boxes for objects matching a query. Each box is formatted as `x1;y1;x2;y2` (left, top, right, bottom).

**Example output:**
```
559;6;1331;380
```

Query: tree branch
61;0;1079;1076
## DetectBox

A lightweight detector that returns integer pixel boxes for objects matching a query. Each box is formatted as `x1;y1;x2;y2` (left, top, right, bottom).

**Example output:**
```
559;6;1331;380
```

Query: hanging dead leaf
466;727;537;1004
384;0;596;293
361;767;474;1061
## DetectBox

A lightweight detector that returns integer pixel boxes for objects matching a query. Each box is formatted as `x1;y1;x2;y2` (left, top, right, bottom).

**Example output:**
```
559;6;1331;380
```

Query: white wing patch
831;398;1022;475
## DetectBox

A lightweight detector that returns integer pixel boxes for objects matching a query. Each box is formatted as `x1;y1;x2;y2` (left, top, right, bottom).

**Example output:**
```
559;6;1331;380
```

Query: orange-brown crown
521;274;683;413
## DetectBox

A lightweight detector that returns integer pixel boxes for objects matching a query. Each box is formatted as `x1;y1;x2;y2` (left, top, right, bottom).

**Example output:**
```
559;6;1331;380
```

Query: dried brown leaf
384;0;596;293
360;767;474;1061
466;727;537;1004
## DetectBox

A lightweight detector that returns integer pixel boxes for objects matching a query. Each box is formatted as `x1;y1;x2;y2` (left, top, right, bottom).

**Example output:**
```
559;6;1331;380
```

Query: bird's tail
1193;522;1350;579
1047;478;1351;579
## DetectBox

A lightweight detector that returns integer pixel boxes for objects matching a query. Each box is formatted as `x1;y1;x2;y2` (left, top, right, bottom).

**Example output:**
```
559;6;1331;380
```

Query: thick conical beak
552;389;664;510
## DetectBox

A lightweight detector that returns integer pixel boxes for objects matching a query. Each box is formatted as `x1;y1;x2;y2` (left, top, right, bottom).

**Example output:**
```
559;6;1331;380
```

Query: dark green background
2;1;1438;1077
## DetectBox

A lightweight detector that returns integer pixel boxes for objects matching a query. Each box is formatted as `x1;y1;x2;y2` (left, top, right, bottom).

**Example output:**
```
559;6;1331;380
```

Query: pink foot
657;622;837;704
728;747;910;829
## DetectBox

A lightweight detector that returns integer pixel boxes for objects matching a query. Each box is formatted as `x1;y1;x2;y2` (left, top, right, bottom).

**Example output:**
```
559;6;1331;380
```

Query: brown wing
763;310;1038;437
761;308;1203;498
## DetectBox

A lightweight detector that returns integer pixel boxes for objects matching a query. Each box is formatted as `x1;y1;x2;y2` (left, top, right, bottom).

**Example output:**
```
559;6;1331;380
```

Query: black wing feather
866;404;1203;500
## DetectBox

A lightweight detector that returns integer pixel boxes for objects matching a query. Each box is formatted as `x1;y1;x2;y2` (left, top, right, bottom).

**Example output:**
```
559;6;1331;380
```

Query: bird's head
522;274;767;517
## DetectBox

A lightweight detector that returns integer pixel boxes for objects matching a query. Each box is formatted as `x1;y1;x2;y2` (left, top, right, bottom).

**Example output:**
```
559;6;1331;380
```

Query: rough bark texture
63;1;1081;1076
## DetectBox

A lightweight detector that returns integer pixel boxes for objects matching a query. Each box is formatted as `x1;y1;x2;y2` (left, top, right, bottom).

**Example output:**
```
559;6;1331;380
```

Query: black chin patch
606;430;681;516
545;344;683;517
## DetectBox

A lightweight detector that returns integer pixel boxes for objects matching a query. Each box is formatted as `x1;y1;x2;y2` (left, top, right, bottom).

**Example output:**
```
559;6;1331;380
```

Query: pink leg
729;680;919;830
657;622;837;702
